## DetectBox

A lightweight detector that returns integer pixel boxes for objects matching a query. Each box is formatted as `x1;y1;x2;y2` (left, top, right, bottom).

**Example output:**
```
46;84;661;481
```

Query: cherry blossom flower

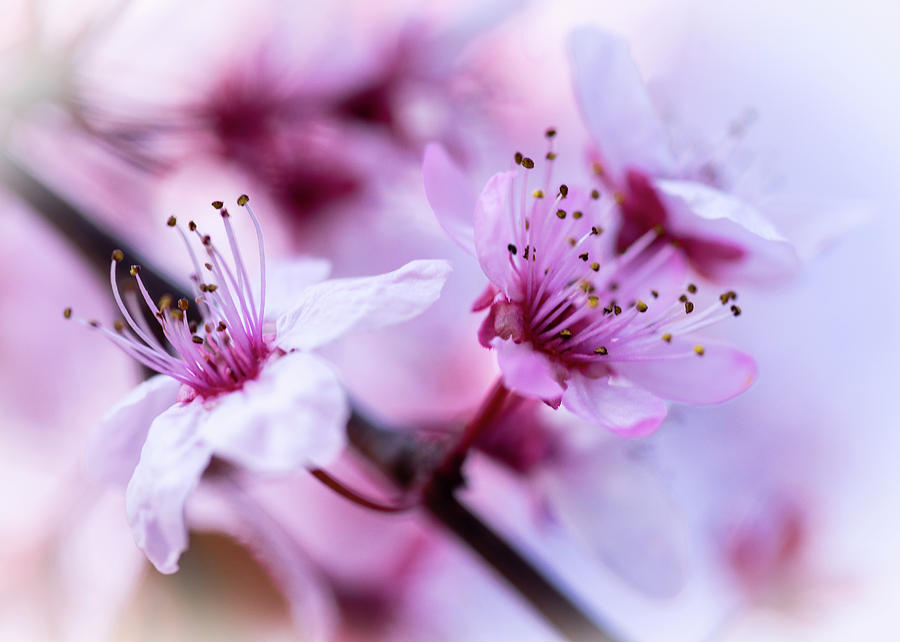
424;143;755;436
569;26;800;284
71;196;450;573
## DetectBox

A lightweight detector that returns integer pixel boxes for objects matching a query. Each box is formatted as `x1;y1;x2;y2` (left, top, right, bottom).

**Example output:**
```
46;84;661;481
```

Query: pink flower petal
614;336;757;405
493;339;563;400
473;171;522;300
199;352;349;472
561;373;667;437
423;143;477;255
569;27;676;181
656;179;800;283
86;375;181;485
125;401;213;574
540;443;688;597
274;259;451;351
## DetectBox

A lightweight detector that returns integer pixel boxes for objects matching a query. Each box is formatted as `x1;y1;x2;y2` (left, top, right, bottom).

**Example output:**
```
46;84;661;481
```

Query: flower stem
434;378;511;487
309;468;417;513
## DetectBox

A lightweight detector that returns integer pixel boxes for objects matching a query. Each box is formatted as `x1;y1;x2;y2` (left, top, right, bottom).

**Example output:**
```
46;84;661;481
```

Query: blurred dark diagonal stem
0;153;618;642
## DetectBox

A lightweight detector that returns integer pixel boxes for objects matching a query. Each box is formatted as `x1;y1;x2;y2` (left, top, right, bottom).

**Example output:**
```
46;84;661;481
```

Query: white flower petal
199;352;349;472
262;257;332;321
126;401;212;574
85;375;181;485
561;373;667;437
274;259;451;351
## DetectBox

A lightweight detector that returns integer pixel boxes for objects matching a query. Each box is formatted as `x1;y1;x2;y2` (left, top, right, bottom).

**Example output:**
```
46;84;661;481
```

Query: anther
167;216;177;227
559;329;573;339
651;289;659;298
521;157;535;169
211;200;224;210
687;283;697;294
217;321;227;332
591;189;600;199
594;346;608;355
558;184;568;198
514;152;523;165
220;208;230;218
159;295;173;310
694;345;705;356
636;300;648;313
202;235;211;246
590;262;600;271
591;226;603;235
188;221;197;232
89;320;101;328
662;333;672;343
731;304;742;317
592;162;605;176
685;301;695;314
578;252;589;261
573;211;583;219
533;189;544;198
191;336;204;344
613;305;622;315
556;209;566;219
204;262;213;270
129;265;141;276
507;243;518;255
189;321;198;334
206;284;218;292
545;127;557;138
679;294;689;303
63;307;72;319
587;295;599;308
177;298;189;311
111;249;124;262
237;194;249;206
546;152;557;160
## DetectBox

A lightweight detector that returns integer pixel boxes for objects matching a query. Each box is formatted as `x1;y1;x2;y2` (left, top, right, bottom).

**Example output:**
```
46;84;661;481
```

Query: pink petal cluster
569;27;800;284
75;197;450;573
425;144;756;436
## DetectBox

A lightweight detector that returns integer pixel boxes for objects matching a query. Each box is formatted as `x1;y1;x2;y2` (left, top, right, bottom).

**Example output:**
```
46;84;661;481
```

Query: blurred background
1;0;898;640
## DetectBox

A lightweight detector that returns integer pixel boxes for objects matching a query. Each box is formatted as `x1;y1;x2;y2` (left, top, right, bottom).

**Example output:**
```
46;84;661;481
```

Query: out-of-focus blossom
76;197;449;573
424;144;755;435
476;399;689;597
569;26;800;284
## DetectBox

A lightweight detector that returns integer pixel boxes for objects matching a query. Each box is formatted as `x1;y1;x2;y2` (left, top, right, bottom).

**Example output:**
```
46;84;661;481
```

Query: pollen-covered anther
559;329;573;339
556;209;566;219
679;294;689;303
662;333;672;343
546;152;557;160
211;200;224;209
206;284;218;292
687;283;698;294
129;265;141;276
533;189;544;198
694;345;705;356
514;151;523;165
191;336;204;345
651;289;659;298
521;157;535;169
177;298;189;311
545;127;557;138
684;301;695;314
237;194;249;206
590;226;603;235
591;189;600;199
578;252;589;261
166;216;177;227
636;300;648;313
558;184;568;198
217;321;227;332
159;295;173;310
613;304;622;315
572;211;583;219
188;221;197;232
204;262;213;271
594;346;608;355
507;243;518;255
731;304;742;317
63;307;72;319
111;249;124;262
590;262;600;271
719;290;738;305
587;295;599;308
114;320;124;333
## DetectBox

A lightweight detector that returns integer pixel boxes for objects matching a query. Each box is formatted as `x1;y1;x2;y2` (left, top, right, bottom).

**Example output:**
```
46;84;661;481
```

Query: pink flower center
484;137;743;371
68;195;270;399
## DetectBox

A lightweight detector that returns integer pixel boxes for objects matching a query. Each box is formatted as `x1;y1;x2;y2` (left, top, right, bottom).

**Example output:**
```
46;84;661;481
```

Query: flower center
66;195;270;399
